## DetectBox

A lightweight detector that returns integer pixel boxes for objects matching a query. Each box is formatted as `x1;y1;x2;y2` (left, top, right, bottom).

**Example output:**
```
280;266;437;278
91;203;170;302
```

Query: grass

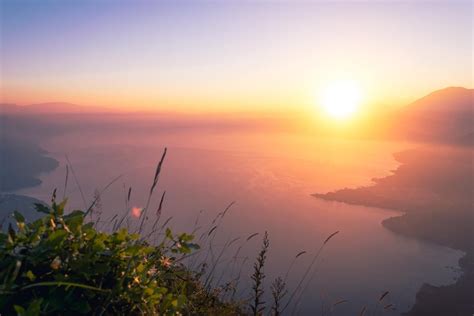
250;231;269;316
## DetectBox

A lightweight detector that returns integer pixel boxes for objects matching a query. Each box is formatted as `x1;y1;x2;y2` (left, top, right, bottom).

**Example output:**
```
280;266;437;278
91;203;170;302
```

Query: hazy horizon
1;1;472;114
0;1;472;315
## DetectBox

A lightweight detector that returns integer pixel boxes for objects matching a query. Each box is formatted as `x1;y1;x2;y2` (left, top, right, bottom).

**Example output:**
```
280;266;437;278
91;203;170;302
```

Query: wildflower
160;256;172;268
50;256;61;270
147;266;158;276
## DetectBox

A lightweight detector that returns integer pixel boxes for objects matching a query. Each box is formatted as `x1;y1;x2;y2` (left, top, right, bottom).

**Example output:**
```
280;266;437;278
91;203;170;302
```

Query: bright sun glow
319;80;362;119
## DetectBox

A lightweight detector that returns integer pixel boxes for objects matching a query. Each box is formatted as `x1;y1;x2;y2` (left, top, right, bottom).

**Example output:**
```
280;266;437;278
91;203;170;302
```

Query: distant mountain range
405;86;472;113
0;102;112;114
1;87;472;145
388;87;473;145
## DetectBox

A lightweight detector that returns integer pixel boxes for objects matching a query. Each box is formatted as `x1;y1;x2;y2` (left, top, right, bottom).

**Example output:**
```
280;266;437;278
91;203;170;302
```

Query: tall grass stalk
250;231;269;316
138;147;167;234
282;230;339;313
65;155;87;209
270;277;287;316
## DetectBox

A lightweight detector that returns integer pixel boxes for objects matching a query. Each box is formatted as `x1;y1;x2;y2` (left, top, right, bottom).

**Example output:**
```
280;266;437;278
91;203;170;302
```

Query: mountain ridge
0;102;113;114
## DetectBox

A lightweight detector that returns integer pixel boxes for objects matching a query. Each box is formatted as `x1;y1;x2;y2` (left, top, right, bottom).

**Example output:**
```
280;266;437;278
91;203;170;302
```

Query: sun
319;80;362;119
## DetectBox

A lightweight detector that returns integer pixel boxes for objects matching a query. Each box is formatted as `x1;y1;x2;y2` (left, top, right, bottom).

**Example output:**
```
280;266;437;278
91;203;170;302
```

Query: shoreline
0;139;59;192
313;146;473;315
313;197;472;316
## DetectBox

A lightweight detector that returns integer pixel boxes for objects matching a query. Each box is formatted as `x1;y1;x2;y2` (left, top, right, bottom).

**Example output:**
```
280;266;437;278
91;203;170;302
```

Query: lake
17;128;463;315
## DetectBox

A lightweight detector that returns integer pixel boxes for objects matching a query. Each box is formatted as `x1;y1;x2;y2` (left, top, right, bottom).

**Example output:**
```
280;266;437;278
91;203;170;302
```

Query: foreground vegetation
0;148;247;315
0;197;398;316
0;197;247;315
1;148;396;315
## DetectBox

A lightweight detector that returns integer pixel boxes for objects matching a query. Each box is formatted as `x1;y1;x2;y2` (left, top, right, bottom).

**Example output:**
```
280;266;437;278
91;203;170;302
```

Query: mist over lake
15;125;463;315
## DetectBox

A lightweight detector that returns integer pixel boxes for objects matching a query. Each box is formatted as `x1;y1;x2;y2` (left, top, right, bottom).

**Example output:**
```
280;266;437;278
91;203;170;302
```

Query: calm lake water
18;129;463;315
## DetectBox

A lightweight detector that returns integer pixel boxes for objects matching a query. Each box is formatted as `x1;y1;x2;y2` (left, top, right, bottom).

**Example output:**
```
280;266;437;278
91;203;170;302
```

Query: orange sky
1;1;472;114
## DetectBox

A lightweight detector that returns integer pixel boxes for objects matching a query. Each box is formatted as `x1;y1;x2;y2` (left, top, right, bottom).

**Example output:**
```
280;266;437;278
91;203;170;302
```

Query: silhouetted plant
250;231;269;316
270;277;287;316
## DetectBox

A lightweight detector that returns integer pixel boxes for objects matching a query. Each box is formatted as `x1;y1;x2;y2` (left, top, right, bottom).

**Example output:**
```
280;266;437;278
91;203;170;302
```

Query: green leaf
64;210;84;232
179;233;194;242
55;199;68;216
34;203;50;214
7;260;22;287
25;270;36;281
26;298;42;316
136;263;145;273
14;305;26;315
177;294;187;308
47;230;68;246
114;228;128;242
13;211;25;223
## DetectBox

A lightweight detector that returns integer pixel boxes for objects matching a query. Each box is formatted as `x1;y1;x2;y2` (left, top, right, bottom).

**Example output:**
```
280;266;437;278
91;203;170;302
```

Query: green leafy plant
0;199;228;315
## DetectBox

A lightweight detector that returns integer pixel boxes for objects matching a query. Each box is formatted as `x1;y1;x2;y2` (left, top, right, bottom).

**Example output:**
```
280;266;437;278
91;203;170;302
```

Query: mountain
0;103;22;113
0;102;112;114
393;87;473;144
405;87;472;113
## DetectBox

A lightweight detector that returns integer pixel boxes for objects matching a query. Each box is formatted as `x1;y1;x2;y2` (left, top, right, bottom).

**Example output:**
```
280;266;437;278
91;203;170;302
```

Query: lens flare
131;206;142;218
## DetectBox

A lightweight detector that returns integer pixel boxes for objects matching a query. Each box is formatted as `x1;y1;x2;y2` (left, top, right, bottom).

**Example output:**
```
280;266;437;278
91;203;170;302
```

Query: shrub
0;199;241;315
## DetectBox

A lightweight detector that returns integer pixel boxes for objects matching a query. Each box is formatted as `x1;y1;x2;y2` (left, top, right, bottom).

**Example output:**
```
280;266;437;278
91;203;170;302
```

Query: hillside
406;87;472;113
314;146;474;315
391;87;473;144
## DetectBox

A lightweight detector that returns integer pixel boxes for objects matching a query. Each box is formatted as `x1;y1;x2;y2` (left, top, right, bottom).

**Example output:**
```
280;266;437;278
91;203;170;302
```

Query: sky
0;0;472;113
